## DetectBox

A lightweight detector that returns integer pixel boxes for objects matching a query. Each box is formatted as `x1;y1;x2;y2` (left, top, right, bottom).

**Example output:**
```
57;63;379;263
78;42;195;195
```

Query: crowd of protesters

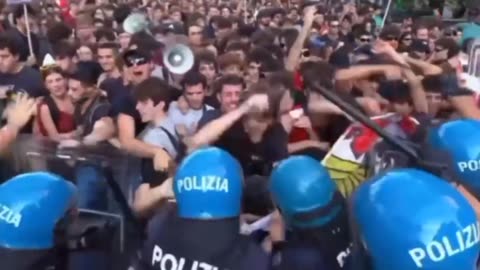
1;0;480;269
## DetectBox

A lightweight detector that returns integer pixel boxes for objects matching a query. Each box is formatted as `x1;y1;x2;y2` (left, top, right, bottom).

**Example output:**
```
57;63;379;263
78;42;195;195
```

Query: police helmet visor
291;191;344;223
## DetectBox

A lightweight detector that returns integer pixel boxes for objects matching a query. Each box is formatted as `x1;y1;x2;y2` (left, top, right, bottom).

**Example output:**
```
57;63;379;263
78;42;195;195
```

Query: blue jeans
75;165;108;211
70;164;108;270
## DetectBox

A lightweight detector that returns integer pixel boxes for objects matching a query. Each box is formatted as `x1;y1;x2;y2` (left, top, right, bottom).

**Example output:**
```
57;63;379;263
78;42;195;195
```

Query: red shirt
37;101;76;137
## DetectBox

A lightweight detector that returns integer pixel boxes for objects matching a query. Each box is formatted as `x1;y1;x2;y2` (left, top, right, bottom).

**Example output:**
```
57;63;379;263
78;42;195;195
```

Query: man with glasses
352;27;372;47
110;48;173;178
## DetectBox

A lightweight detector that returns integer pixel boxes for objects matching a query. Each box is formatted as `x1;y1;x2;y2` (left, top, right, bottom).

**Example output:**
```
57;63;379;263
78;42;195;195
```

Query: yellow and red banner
322;113;419;197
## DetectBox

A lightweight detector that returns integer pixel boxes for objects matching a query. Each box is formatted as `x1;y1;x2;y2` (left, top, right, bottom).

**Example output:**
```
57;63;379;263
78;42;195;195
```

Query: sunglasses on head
125;56;148;67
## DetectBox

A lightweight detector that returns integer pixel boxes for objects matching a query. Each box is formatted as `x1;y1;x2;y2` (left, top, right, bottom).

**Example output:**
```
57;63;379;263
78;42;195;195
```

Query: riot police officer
0;172;78;270
269;156;353;270
352;168;480;270
137;147;270;270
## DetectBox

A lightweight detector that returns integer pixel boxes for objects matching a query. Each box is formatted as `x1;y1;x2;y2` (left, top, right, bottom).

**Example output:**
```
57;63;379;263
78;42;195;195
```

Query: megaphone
163;44;194;75
122;13;149;34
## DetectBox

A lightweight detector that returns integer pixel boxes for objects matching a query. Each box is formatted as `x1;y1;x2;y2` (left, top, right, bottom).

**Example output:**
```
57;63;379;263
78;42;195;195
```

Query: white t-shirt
168;101;214;134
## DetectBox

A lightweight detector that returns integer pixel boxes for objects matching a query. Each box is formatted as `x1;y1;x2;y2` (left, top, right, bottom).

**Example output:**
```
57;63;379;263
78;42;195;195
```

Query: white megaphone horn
122;12;150;34
163;43;194;75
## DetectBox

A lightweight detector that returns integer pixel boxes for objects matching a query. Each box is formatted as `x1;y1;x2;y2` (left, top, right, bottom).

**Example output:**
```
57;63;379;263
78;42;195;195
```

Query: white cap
42;54;56;67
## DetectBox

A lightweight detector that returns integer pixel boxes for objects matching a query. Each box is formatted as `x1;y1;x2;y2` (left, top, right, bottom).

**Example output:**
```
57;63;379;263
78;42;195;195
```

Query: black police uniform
137;204;270;270
272;205;353;270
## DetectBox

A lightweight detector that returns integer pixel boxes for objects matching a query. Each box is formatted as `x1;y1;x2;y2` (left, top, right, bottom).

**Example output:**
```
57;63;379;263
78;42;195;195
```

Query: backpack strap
43;95;61;126
88;96;109;125
159;127;182;158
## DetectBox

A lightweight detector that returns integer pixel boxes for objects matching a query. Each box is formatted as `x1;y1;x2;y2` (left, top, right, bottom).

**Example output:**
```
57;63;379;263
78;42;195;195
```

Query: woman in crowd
34;65;76;141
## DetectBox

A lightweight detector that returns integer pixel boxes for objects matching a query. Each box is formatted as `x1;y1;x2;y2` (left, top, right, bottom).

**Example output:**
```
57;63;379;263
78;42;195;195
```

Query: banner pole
380;0;393;29
23;4;34;58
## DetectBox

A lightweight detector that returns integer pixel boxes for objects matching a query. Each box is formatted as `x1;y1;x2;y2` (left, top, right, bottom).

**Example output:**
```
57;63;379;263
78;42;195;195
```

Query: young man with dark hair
8;4;40;65
191;81;289;177
197;74;245;128
66;66;114;146
96;42;121;85
0;34;44;98
103;47;173;175
245;47;275;86
194;50;218;107
63;66;115;270
195;50;218;86
168;70;214;136
132;77;178;217
52;41;78;74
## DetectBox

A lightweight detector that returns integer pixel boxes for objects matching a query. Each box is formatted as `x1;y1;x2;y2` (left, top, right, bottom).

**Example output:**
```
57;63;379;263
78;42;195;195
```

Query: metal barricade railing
10;134;141;208
7;135;144;256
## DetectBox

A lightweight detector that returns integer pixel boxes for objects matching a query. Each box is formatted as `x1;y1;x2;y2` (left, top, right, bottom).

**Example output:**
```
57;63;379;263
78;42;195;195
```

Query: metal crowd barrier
9;134;142;208
7;135;144;265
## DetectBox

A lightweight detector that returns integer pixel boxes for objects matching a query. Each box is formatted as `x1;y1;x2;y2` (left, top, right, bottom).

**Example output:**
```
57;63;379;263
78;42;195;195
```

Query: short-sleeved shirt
139;118;179;187
74;95;111;136
139;118;179;160
100;77;130;105
0;67;46;98
109;88;146;136
168;101;214;134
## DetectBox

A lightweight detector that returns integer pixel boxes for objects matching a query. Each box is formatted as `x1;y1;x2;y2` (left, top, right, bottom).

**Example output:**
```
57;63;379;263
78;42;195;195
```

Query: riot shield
8;135;143;269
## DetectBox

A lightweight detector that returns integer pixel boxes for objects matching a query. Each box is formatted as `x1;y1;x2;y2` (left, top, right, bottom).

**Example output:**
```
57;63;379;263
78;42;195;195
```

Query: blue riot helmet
270;156;344;228
353;168;479;270
428;119;480;197
173;147;243;219
0;172;77;269
0;172;77;249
